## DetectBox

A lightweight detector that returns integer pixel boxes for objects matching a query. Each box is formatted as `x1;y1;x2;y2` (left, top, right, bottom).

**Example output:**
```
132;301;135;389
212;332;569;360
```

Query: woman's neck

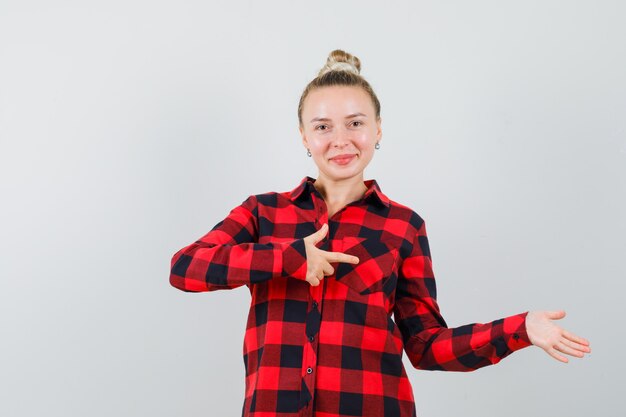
312;174;368;208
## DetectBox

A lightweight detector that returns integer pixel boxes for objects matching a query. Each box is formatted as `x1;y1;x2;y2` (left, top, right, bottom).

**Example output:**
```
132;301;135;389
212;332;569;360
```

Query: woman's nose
332;127;352;146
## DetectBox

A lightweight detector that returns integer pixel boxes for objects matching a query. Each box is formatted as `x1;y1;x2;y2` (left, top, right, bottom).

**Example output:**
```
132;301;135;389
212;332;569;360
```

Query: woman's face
299;85;382;183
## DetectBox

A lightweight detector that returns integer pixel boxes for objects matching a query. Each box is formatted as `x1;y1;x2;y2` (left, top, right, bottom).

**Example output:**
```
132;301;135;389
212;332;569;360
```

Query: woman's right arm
169;194;308;292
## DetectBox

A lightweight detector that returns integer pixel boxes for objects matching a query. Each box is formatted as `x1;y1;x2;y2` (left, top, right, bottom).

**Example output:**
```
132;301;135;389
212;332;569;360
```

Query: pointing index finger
325;251;360;265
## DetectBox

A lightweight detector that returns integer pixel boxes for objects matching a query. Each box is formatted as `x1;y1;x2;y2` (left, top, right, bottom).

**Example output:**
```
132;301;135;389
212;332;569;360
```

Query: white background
1;1;624;416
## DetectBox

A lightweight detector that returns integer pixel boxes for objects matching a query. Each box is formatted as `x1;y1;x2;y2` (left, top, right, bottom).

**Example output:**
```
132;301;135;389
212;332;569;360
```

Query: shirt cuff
500;311;533;352
275;238;308;281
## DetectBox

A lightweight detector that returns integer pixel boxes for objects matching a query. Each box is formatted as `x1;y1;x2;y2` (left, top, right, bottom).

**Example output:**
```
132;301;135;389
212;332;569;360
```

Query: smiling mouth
329;154;356;165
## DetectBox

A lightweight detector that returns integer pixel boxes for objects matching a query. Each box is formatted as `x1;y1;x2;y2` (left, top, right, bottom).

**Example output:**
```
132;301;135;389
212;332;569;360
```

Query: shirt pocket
334;237;400;295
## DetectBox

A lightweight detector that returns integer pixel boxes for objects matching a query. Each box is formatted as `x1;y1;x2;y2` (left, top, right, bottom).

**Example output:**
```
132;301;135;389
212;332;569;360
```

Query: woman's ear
376;117;382;142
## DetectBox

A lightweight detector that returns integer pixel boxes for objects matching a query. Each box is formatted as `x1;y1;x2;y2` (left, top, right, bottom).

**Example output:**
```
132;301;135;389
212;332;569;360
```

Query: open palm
525;310;591;363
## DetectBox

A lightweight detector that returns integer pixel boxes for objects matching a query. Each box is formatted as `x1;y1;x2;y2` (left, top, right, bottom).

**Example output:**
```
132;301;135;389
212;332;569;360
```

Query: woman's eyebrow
309;113;367;123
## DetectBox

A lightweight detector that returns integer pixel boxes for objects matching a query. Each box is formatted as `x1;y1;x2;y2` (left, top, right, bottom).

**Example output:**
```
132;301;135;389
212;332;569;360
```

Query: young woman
170;49;591;417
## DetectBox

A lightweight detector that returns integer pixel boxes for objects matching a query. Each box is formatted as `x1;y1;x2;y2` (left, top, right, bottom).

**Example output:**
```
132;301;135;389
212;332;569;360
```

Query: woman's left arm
393;218;590;371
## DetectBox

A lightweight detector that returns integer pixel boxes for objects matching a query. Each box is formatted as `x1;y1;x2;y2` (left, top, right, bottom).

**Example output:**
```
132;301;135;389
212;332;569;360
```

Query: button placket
313;195;328;228
303;285;322;397
304;194;327;414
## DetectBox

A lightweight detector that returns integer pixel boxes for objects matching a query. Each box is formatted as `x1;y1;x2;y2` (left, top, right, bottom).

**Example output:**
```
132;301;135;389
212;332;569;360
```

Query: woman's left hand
525;310;591;363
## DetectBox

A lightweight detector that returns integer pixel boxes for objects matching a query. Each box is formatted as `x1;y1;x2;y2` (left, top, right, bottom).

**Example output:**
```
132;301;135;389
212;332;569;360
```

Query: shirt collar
288;176;390;208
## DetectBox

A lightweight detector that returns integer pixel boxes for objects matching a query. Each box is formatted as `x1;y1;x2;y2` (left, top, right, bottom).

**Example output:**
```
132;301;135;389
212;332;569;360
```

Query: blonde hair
297;49;381;127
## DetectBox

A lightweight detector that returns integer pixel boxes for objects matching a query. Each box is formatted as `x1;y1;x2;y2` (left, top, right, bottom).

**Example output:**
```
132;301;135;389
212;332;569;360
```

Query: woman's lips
329;154;356;165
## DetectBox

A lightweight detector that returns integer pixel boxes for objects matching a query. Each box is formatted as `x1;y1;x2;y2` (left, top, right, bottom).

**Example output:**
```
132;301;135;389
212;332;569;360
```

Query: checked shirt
170;176;532;417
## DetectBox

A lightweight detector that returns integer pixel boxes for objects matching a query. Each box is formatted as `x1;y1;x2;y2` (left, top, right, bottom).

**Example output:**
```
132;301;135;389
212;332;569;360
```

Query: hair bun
318;49;361;76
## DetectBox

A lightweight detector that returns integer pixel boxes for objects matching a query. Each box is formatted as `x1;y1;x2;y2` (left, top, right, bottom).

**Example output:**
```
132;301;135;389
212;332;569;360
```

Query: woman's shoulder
385;197;427;230
235;189;295;211
245;190;292;206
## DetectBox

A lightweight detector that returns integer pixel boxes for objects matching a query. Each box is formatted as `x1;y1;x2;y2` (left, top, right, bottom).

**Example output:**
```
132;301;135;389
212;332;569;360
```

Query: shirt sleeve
393;218;533;371
169;194;308;292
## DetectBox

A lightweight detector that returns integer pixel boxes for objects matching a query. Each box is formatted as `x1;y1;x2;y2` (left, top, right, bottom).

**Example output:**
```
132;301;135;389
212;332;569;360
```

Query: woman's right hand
302;223;360;286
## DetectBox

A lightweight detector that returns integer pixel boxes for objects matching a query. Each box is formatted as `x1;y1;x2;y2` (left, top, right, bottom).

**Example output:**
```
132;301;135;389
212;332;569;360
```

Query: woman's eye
351;120;362;127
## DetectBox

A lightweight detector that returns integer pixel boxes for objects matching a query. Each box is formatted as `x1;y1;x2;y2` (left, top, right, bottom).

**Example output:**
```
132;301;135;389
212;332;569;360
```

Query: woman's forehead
303;86;375;120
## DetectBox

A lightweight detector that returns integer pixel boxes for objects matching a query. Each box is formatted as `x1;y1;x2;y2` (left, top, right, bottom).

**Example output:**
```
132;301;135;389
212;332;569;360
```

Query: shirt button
308;335;314;342
312;301;318;308
306;367;313;374
513;333;520;340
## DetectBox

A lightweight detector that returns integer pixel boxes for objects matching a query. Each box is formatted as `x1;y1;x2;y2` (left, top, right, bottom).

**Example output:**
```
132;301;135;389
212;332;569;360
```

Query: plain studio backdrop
1;1;624;416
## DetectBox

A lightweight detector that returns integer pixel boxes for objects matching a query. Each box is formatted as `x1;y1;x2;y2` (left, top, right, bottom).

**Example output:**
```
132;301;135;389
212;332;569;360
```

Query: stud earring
375;142;380;150
307;149;312;157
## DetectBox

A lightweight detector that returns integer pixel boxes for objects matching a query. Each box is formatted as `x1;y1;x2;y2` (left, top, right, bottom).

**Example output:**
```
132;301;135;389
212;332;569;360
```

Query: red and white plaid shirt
170;176;532;417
